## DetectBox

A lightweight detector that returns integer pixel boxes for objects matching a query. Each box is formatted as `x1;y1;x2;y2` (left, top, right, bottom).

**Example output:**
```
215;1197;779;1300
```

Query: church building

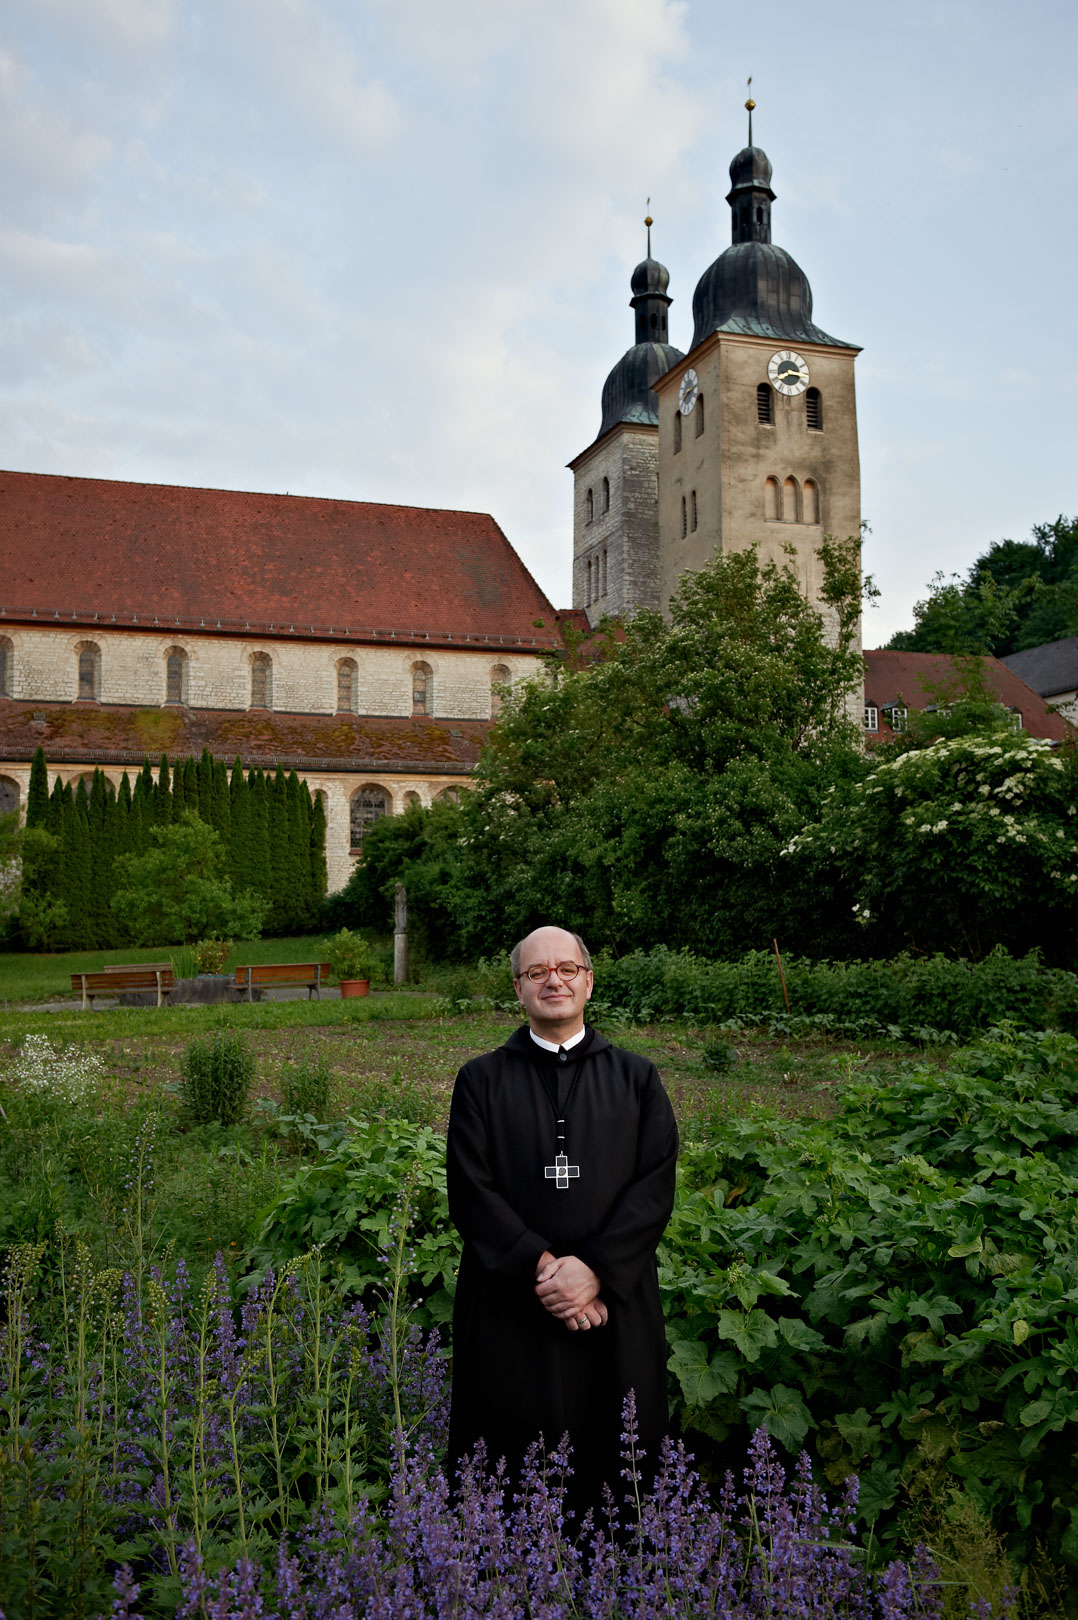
0;112;883;896
570;105;862;627
0;472;568;890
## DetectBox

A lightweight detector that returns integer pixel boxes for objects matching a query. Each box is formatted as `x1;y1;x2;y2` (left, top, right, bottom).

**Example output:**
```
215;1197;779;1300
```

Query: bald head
510;927;593;979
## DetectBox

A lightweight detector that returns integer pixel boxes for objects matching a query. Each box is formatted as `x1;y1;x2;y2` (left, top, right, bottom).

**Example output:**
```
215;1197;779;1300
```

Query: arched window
585;557;593;605
673;413;682;453
757;383;774;425
350;784;388;850
806;388;823;431
490;663;511;718
782;477;799;524
0;775;19;816
764;477;780;521
690;490;698;532
165;647;188;705
586;488;594;524
695;394;705;436
680;496;687;539
0;636;12;698
403;790;421;808
435;786;462;805
336;657;358;714
601;547;608;596
802;479;819;525
601;476;610;514
76;641;101;701
250;653;272;709
411;660;433;716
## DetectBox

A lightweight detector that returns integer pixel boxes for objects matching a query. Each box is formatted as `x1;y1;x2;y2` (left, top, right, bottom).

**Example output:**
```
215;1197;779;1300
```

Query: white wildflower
9;1034;104;1103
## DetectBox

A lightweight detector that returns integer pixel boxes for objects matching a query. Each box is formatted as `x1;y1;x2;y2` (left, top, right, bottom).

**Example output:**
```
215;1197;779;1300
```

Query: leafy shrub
192;935;231;974
663;1026;1078;1575
702;1037;737;1074
280;1054;332;1120
177;1029;255;1126
249;1115;455;1318
592;944;1078;1039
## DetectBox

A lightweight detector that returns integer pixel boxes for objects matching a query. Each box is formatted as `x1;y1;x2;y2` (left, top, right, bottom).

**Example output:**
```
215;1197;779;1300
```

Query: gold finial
644;198;653;255
746;76;755;143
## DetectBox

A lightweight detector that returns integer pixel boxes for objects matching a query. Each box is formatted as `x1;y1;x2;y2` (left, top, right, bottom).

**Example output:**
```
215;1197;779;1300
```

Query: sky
1;0;1075;645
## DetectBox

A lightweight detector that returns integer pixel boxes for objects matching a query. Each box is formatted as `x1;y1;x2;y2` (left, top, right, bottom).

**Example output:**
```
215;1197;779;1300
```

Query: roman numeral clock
767;350;810;396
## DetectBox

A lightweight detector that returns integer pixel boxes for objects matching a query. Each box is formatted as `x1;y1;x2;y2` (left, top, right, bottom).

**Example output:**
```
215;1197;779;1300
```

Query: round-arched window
350;784;389;850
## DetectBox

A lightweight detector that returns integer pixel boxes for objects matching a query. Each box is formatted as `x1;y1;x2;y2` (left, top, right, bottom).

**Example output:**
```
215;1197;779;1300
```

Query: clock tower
652;110;862;620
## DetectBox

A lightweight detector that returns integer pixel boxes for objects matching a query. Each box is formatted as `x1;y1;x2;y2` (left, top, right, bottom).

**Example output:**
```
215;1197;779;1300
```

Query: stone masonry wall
3;627;541;719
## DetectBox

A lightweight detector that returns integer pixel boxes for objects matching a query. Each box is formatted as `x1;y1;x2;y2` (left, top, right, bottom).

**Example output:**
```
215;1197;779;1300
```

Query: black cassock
446;1024;678;1506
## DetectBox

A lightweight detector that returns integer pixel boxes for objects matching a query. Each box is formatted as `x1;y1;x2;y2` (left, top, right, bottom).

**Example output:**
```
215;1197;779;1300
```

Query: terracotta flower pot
339;979;370;998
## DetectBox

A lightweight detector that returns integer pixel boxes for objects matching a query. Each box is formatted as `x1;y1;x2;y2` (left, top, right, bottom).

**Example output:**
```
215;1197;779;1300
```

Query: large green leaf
741;1383;813;1451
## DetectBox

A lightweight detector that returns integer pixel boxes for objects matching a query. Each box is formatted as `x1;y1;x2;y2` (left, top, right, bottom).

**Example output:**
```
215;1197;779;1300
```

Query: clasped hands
535;1250;608;1332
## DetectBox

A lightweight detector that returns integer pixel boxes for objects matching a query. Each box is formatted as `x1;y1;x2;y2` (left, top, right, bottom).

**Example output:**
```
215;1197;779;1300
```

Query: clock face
767;350;810;396
677;368;699;415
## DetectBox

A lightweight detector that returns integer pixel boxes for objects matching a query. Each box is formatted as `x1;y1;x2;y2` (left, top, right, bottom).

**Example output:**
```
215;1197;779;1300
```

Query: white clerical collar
529;1026;587;1054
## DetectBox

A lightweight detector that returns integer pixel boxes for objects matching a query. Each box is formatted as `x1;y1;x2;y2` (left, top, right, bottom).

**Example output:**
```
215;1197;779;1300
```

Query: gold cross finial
746;76;755;143
644;197;653;255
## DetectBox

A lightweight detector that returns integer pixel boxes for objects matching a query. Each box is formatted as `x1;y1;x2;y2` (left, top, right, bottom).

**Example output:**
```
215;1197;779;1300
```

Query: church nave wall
1;627;542;720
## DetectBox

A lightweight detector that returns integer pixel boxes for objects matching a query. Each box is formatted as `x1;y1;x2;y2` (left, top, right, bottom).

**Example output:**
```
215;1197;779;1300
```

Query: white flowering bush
786;735;1078;961
8;1033;105;1102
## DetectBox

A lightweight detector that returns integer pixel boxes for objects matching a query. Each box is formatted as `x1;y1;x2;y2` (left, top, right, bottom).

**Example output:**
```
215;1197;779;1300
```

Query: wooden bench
233;962;333;1001
71;967;175;1010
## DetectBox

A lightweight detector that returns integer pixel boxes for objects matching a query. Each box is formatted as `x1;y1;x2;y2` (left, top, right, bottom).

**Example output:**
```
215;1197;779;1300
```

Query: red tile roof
0;470;562;650
0;699;488;776
864;650;1072;742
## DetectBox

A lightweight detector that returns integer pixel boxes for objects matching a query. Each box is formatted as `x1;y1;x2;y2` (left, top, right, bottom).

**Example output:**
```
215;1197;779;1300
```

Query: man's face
514;926;593;1033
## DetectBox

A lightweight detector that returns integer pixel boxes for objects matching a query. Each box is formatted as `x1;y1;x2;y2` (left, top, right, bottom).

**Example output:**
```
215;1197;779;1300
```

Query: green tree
156;755;172;825
887;515;1078;656
112;810;266;946
339;538;869;959
26;747;49;828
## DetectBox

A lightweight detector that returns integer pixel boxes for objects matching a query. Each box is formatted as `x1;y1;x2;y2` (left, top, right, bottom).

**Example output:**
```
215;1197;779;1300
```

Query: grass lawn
0;932;347;1005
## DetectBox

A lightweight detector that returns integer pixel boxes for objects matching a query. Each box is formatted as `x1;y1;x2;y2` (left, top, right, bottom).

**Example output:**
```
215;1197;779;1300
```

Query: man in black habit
446;924;679;1507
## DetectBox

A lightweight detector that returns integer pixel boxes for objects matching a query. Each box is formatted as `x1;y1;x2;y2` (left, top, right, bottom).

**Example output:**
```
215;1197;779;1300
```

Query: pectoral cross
544;1152;579;1190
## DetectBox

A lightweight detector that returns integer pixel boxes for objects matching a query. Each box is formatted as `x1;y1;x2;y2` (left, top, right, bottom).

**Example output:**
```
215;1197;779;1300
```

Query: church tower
568;224;684;623
650;107;862;618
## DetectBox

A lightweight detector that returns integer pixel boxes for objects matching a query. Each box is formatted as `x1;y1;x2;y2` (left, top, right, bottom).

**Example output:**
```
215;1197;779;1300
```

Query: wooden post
394;882;408;985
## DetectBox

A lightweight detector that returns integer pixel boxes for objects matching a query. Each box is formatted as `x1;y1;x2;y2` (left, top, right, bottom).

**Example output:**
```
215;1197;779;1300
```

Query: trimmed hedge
590;945;1078;1039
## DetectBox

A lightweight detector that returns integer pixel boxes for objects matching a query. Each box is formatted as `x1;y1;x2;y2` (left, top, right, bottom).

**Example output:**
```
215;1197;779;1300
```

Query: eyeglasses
517;961;588;983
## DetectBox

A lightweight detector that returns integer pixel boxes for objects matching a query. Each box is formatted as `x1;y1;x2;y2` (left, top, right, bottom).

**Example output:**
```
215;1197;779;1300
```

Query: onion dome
690;132;853;352
596;218;685;439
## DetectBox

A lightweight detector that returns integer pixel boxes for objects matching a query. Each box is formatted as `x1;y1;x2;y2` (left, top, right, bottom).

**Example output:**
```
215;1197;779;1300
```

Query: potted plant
326;928;373;998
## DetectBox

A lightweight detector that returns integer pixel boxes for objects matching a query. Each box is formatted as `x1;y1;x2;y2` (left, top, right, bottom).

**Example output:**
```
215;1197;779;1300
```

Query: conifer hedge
19;747;328;950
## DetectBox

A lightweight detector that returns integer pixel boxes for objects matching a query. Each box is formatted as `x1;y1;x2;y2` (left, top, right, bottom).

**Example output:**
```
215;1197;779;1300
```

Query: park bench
71;966;175;1010
233;962;333;1001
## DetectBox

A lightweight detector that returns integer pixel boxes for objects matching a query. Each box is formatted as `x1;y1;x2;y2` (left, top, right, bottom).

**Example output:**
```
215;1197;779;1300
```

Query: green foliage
592;944;1078;1039
888;515;1078;656
891;656;1030;749
336;542;868;959
788;735;1078;963
177;1029;256;1126
112;810;266;946
280;1054;333;1120
250;1116;456;1321
662;1026;1078;1574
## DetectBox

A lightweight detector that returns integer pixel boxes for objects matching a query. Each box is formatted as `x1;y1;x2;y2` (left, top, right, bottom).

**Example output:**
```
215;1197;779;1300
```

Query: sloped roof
1000;637;1078;699
0;699;489;776
864;650;1072;742
0;470;561;649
